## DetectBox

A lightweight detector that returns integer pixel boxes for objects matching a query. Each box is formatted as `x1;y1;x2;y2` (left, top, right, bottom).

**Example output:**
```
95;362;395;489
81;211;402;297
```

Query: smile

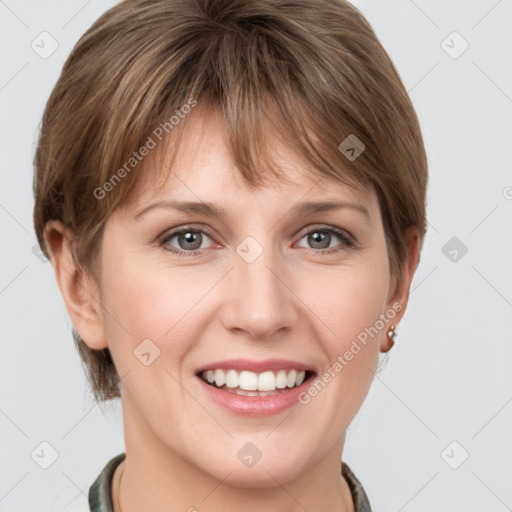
199;369;310;396
194;359;317;416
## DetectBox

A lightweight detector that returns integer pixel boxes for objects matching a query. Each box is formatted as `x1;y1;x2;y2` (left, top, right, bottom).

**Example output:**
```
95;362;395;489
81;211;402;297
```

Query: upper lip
196;358;316;374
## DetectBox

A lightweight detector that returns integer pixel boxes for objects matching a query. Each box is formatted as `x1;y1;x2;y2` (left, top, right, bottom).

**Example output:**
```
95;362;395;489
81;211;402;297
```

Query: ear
381;225;421;349
44;220;108;350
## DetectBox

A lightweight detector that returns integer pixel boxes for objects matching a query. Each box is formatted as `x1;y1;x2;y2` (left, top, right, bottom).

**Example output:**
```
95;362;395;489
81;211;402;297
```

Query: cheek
98;250;233;384
316;258;390;345
310;252;390;392
99;255;202;361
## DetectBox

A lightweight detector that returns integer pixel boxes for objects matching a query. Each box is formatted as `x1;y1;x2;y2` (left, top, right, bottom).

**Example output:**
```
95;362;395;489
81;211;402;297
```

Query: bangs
94;18;383;219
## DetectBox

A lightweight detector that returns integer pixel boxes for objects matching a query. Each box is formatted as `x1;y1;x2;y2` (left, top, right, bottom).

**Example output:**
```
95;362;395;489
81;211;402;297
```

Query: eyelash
159;225;355;257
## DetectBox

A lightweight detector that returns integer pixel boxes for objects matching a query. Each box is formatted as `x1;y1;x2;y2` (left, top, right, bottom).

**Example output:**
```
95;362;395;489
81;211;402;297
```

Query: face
79;106;410;487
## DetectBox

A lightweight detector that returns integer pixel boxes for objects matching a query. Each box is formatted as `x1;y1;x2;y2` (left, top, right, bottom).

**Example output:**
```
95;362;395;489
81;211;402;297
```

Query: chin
199;443;314;488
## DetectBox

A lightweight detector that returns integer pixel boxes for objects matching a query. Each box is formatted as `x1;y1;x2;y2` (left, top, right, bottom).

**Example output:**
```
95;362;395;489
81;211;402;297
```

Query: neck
113;397;354;512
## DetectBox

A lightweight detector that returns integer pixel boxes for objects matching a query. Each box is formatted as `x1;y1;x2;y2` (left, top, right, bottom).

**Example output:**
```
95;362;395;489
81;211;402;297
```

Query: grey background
1;1;511;510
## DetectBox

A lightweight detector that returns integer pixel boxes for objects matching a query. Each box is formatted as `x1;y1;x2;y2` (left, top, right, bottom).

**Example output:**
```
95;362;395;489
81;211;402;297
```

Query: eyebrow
133;199;371;222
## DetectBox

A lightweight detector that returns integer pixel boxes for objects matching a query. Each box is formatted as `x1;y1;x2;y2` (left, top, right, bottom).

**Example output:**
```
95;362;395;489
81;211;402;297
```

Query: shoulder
88;452;126;512
46;453;126;512
342;461;373;512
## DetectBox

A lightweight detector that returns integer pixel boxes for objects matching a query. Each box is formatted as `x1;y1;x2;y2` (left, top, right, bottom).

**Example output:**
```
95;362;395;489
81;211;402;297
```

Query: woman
34;0;428;510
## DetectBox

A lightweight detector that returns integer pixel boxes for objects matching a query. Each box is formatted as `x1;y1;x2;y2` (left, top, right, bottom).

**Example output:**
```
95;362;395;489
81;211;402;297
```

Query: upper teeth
201;369;307;391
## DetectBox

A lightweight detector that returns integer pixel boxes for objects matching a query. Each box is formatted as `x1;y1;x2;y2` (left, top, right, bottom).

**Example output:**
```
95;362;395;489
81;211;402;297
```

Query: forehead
121;103;375;217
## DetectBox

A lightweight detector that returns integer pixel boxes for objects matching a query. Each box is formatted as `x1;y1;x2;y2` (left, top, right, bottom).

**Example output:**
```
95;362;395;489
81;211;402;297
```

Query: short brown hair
33;0;428;402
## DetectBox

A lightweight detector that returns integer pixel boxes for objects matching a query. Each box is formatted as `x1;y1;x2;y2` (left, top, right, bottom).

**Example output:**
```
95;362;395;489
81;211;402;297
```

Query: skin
45;104;420;512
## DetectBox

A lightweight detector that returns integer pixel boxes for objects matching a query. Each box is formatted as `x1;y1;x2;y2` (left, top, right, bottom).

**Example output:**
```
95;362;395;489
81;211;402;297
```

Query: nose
220;243;299;342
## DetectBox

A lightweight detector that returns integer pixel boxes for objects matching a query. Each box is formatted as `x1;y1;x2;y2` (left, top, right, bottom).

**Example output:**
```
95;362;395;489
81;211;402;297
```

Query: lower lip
195;375;314;417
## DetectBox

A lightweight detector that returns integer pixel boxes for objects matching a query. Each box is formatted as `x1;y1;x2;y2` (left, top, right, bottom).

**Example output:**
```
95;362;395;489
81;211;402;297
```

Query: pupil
310;231;329;249
181;231;201;250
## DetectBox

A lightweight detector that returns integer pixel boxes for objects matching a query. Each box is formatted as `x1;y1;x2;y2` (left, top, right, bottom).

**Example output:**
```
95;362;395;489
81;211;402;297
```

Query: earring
381;324;396;352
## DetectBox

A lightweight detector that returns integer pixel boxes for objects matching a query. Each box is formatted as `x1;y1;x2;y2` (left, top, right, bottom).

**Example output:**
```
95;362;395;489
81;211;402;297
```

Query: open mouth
197;369;315;397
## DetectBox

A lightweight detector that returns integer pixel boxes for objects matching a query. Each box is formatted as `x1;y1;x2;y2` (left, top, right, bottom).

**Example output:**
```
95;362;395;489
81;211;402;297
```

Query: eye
160;227;215;256
295;226;354;254
159;224;355;257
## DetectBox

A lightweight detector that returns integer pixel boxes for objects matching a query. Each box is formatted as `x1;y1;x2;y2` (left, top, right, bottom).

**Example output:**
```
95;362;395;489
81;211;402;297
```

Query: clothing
49;452;372;511
341;460;373;512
